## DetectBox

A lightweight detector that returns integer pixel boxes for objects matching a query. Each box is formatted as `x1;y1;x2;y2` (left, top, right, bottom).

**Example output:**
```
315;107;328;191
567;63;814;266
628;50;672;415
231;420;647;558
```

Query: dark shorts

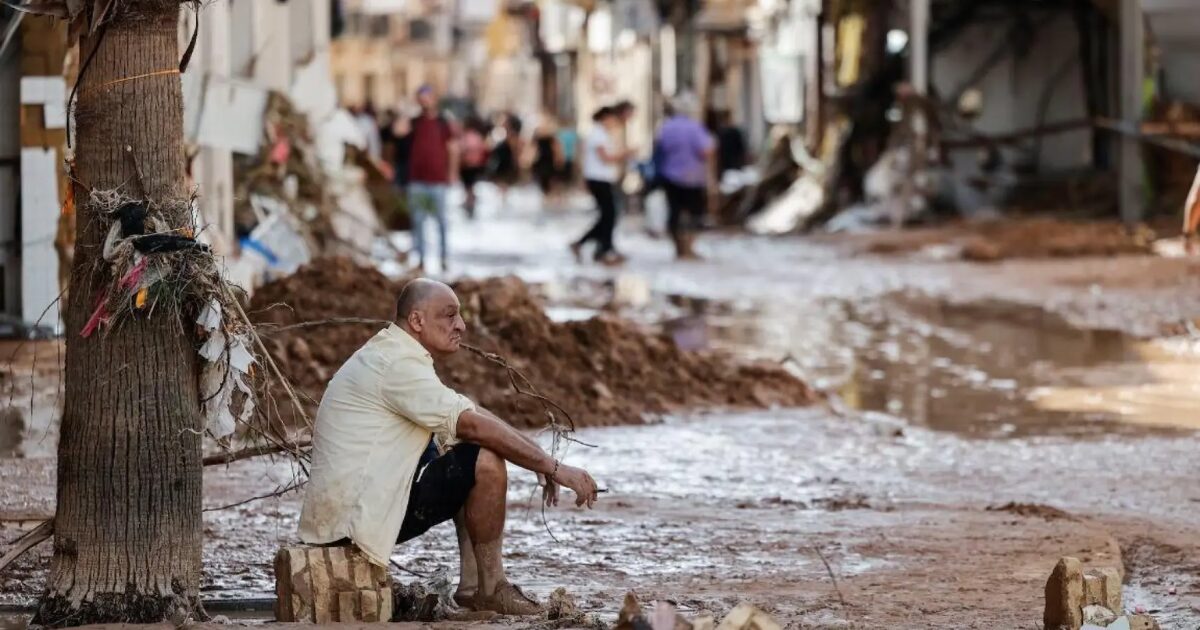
395;441;480;543
461;166;485;189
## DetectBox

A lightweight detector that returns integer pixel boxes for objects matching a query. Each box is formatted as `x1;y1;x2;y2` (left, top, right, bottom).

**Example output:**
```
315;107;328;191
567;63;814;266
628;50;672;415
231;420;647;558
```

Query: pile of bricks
1045;556;1160;630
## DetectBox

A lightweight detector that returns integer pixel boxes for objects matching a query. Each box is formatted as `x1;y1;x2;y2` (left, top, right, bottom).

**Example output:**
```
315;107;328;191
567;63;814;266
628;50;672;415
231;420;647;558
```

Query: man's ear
407;311;422;332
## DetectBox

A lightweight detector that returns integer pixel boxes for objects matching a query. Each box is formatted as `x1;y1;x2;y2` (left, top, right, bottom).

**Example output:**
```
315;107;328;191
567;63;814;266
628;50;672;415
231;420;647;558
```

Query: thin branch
257;317;390;336
389;558;429;579
0;518;54;575
202;439;312;467
812;544;848;608
203;478;307;512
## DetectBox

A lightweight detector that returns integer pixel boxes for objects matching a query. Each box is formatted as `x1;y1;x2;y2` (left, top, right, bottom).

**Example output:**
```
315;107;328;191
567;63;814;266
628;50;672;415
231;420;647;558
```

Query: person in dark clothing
459;116;489;219
713;110;747;178
571;106;631;265
390;111;414;189
487;113;522;209
532;111;565;208
656;93;715;260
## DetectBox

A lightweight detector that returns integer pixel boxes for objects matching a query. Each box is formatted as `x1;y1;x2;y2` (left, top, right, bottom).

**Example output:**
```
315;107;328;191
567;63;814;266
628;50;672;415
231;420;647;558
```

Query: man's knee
474;447;506;484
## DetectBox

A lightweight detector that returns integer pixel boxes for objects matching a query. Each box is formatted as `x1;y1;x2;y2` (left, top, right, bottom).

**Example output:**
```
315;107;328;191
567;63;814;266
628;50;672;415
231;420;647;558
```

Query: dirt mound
251;256;397;393
249;258;815;428
960;219;1153;261
862;218;1154;261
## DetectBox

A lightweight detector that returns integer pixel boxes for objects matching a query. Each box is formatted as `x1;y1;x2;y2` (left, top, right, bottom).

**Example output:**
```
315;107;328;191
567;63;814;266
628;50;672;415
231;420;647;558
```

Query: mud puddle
652;291;1200;438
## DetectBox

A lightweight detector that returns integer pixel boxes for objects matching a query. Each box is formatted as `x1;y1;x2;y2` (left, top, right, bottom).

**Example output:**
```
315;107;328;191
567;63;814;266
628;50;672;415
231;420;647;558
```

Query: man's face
417;90;436;111
408;287;466;355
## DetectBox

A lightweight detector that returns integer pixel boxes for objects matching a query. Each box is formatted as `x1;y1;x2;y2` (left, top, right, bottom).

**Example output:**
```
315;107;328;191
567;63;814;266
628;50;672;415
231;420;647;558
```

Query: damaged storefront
741;0;1198;238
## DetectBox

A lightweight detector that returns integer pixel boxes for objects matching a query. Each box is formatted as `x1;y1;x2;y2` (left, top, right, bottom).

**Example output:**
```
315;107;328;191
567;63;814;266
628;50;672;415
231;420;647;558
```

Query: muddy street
5;199;1200;628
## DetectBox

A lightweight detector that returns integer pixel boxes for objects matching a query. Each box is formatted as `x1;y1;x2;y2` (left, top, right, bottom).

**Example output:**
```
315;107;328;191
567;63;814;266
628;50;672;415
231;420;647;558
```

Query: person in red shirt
407;85;459;271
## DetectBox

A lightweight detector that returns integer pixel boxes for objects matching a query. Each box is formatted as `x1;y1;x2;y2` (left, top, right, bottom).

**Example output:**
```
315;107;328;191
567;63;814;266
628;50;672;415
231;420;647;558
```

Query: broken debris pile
250;258;815;428
1044;556;1160;630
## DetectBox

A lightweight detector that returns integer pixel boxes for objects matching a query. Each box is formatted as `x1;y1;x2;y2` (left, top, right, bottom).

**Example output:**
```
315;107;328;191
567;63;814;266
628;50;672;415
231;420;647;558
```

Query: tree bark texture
34;4;204;626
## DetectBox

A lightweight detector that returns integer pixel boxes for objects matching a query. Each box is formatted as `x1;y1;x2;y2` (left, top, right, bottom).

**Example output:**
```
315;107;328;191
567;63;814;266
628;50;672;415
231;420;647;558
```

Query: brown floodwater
659;291;1200;439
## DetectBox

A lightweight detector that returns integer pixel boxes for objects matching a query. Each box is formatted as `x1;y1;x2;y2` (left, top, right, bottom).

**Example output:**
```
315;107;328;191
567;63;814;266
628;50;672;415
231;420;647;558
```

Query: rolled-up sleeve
379;356;475;444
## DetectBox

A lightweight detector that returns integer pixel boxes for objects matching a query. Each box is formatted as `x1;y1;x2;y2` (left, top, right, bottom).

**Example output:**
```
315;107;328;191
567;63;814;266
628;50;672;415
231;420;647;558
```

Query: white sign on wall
760;51;804;124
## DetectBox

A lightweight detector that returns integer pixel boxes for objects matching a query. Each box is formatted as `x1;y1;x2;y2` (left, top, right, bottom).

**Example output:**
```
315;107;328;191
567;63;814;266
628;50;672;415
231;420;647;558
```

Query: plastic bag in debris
201;359;255;439
747;171;824;235
198;298;222;332
246;196;312;276
195;300;256;438
719;167;759;195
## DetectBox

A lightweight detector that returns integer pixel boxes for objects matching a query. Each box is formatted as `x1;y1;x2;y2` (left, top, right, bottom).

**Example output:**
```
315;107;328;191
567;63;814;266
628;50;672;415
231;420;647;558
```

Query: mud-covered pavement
6;188;1200;628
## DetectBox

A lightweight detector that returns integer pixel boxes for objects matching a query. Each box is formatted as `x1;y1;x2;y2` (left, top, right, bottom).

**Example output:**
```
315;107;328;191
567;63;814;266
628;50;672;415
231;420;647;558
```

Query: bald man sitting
299;279;599;615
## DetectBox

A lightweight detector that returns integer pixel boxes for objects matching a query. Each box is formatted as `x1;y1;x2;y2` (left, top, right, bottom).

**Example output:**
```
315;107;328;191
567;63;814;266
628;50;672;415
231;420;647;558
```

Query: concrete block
1045;556;1085;630
716;603;782;630
273;545;392;622
1126;614;1161;630
1083;568;1122;615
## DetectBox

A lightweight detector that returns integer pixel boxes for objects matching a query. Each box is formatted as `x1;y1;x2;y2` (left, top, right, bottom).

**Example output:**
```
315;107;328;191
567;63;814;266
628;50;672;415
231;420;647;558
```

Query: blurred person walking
406;85;459;272
571;106;633;265
712;109;747;180
460;116;489;220
487;113;523;210
556;123;580;187
353;103;383;161
389;107;414;191
655;93;715;260
532;112;565;209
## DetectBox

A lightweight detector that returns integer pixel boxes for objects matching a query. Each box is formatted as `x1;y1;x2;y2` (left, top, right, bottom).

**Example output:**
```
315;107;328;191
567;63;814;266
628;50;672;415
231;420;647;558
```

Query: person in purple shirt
655;93;715;259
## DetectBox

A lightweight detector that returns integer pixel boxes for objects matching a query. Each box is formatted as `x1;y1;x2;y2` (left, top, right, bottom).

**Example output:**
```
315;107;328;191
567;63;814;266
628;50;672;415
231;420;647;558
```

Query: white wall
1147;6;1200;104
931;14;1091;212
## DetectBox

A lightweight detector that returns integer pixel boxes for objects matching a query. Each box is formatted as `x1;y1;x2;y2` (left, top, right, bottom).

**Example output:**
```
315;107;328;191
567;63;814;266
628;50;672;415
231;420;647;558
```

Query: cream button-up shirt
298;324;475;566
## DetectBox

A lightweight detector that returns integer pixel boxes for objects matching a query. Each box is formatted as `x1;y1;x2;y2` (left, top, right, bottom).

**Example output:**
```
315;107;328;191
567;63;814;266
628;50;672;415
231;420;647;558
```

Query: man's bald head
395;278;453;321
395;278;466;355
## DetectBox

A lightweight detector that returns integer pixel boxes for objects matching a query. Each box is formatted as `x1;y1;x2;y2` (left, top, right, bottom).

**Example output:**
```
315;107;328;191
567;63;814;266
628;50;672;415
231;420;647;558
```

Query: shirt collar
384;324;433;361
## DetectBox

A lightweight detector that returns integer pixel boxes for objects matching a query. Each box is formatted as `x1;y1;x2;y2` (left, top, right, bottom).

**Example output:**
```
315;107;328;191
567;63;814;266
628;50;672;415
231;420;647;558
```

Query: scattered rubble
249;258;816;429
987;502;1073;521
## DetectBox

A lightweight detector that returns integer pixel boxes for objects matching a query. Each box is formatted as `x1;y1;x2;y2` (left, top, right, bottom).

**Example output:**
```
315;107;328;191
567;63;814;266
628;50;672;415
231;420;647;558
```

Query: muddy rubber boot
473;582;544;616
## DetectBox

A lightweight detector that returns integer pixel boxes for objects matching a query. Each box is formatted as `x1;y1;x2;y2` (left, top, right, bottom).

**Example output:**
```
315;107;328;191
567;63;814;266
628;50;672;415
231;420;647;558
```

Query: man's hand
552;463;599;508
538;473;560;507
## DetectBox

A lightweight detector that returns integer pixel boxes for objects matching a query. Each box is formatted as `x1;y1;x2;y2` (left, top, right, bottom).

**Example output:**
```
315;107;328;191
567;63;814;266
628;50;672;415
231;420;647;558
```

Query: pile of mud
865;218;1154;261
250;258;815;428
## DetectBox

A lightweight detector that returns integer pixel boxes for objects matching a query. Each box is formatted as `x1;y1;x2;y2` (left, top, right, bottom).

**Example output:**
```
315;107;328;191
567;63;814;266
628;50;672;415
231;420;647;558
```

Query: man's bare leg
453;513;478;606
465;448;541;615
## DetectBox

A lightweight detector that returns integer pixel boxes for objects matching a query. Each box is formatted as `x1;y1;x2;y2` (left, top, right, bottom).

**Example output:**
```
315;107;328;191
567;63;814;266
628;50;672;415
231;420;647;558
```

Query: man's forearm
477;407;544;455
456;410;555;475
